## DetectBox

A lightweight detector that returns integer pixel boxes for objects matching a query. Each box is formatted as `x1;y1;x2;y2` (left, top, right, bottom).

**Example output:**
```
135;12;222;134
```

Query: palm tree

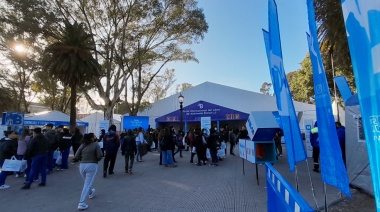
42;21;100;132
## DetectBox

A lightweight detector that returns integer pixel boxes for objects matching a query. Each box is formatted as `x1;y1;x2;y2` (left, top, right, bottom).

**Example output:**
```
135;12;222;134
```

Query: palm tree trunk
69;84;77;133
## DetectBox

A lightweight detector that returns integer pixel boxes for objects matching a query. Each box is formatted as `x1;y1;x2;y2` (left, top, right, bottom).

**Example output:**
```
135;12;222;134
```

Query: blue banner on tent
123;116;149;130
341;0;380;209
23;120;88;127
155;101;249;123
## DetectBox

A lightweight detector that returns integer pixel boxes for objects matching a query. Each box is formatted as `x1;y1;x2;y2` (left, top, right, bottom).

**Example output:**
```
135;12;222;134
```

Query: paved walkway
0;145;351;212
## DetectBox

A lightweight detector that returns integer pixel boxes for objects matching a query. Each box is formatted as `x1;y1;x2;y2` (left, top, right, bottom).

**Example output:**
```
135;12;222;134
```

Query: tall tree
53;0;208;118
259;82;273;96
314;0;355;89
175;83;193;93
144;68;176;102
42;21;100;131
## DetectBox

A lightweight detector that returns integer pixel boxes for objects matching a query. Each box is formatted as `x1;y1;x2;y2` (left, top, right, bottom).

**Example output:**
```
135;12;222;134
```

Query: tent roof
24;110;88;127
81;112;121;124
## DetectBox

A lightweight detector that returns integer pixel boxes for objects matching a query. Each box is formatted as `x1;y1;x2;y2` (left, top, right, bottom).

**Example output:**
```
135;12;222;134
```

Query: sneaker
21;185;30;190
38;183;46;187
15;174;19;178
128;169;132;174
33;179;39;182
24;174;27;178
89;188;95;199
0;184;10;189
103;172;107;178
279;154;284;157
78;203;88;210
313;168;320;173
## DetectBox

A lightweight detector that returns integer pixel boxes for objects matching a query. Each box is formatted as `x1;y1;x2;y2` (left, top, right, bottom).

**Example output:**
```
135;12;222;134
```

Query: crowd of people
0;123;256;210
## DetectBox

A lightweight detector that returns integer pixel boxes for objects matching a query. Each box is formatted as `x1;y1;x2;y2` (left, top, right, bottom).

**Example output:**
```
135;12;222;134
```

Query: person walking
274;130;283;157
0;130;18;189
71;128;83;156
121;130;137;174
16;128;31;177
22;128;49;189
57;128;72;170
44;123;58;174
103;125;119;178
207;128;220;166
161;128;176;167
74;133;103;210
135;127;147;162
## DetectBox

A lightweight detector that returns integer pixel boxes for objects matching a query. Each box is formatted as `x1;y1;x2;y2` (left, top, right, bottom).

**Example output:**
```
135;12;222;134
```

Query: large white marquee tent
138;82;338;131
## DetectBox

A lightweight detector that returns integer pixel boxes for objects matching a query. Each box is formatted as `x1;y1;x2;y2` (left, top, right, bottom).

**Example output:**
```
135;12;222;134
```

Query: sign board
303;119;313;158
99;120;109;135
245;111;280;141
246;140;256;163
239;139;247;159
122;116;149;130
2;112;24;126
201;116;211;135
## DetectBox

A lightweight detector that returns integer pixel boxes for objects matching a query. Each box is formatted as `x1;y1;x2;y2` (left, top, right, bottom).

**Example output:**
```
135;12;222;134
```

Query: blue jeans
60;148;70;169
0;159;10;186
27;154;48;186
24;159;38;182
162;150;174;165
210;148;218;164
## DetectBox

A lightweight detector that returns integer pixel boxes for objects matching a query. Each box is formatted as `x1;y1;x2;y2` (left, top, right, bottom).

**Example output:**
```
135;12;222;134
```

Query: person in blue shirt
310;121;319;173
336;121;346;167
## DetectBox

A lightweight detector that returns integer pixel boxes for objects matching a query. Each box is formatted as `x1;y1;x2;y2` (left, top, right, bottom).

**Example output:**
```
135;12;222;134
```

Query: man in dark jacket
103;125;119;178
45;123;58;173
336;122;346;167
22;127;49;189
57;128;72;170
121;129;137;174
207;128;220;166
0;131;18;189
310;121;320;173
71;127;83;156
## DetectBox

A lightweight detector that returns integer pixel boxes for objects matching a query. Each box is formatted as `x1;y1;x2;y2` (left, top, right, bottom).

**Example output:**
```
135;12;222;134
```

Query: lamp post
178;93;184;131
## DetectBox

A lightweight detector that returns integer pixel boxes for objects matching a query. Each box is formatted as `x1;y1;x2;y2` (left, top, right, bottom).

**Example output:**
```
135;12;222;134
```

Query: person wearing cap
22;127;49;189
0;131;18;189
45;123;58;174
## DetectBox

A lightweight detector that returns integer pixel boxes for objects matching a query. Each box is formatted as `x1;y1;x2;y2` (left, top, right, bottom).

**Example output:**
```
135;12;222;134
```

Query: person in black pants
103;125;120;177
207;128;219;166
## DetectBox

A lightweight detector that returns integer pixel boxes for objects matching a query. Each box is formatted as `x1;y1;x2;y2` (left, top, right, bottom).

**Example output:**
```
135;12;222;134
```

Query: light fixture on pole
178;93;184;131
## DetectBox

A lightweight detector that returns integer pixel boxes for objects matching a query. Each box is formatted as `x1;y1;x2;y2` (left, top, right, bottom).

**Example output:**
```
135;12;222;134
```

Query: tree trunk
104;107;114;127
69;84;77;133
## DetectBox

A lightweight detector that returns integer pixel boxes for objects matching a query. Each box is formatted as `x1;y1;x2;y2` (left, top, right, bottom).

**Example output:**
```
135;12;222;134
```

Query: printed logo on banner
239;139;247;159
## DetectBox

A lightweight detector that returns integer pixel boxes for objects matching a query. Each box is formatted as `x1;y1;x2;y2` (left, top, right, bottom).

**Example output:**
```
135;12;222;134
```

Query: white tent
23;110;88;132
138;81;319;131
81;112;122;137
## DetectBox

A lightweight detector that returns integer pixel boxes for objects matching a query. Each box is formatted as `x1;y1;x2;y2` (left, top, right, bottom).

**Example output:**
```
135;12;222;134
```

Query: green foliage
259;82;273;96
42;21;100;131
176;83;193;94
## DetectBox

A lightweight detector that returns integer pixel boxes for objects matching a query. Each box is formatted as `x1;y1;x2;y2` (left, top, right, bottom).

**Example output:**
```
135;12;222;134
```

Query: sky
167;0;310;94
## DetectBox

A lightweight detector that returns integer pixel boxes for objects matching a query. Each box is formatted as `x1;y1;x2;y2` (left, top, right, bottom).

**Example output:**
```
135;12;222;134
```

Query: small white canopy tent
81;112;122;137
24;110;88;133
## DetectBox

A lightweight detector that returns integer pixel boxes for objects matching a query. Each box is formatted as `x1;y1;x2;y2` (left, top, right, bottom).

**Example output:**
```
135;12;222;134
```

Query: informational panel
122;116;149;131
303;119;314;158
239;139;247;159
99;120;109;134
246;140;256;163
201;116;211;135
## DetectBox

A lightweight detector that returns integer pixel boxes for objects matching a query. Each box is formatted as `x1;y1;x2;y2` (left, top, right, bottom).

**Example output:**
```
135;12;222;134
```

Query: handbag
206;148;211;159
1;156;22;172
55;152;62;165
20;160;28;172
53;149;60;159
192;147;196;153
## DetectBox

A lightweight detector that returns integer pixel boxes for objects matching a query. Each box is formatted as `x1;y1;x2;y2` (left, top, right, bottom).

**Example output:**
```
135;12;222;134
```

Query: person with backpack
121;129;137;174
310;121;320;173
0;130;18;189
57;128;72;170
103;125;119;178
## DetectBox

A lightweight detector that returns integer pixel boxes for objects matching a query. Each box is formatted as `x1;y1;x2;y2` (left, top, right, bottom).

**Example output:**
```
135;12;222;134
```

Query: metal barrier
266;163;314;212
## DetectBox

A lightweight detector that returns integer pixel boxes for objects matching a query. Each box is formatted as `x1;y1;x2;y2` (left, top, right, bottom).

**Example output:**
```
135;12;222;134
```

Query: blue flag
306;0;351;197
340;0;380;208
333;76;353;103
262;0;307;172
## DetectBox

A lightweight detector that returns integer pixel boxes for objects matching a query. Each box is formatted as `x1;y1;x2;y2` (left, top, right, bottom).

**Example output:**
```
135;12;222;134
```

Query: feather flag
340;0;380;208
262;0;307;172
306;0;351;197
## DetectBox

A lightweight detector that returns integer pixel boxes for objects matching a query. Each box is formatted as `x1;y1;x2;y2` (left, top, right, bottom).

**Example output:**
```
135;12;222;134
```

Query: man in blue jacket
310;121;320;173
336;122;346;167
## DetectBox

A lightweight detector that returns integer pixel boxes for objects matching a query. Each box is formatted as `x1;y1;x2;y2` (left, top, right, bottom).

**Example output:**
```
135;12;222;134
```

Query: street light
178;93;184;131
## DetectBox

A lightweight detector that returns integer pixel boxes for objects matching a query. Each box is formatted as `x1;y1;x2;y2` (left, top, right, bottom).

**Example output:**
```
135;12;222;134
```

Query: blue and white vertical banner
340;0;380;208
306;0;351;197
262;0;307;172
201;117;211;136
334;76;353;103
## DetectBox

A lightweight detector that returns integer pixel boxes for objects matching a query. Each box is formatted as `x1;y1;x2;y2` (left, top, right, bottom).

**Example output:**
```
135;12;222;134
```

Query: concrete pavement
0;145;363;211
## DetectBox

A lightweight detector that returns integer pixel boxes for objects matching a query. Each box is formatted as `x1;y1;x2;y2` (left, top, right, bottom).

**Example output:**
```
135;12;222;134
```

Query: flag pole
306;159;320;210
331;53;340;122
324;182;329;212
